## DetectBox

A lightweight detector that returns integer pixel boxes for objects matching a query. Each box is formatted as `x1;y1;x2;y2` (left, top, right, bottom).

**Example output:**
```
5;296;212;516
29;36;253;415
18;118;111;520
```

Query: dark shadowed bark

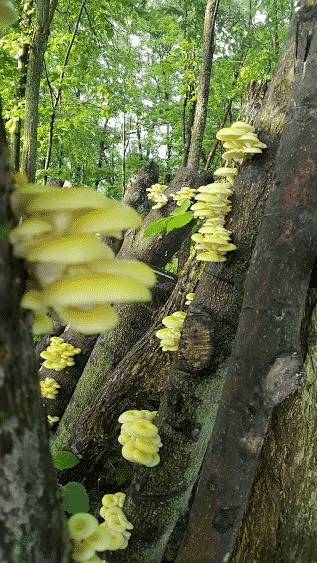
177;4;317;561
0;101;69;562
102;49;289;561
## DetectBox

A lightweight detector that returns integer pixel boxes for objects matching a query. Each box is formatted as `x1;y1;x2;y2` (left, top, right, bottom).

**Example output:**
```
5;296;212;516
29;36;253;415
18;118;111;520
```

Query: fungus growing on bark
146;183;168;209
10;181;155;334
118;409;162;467
39;377;61;399
172;186;197;206
40;336;81;371
156;311;187;351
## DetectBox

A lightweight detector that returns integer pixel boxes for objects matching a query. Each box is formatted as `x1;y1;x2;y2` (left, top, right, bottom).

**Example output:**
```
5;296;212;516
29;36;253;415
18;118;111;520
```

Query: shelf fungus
156;310;187;351
68;512;115;561
146;183;168;209
40;336;81;371
39;377;61;399
10;174;156;335
172;186;197;206
190;120;266;262
118;409;162;468
99;492;133;550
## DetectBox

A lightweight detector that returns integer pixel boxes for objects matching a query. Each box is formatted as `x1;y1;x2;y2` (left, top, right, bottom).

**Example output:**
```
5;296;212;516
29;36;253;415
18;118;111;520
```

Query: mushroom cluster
172;186;197;206
190;120;266;262
68;512;114;562
99;492;133;550
40;377;61;399
185;292;195;306
216;120;267;165
146;183;168;209
40;336;81;371
47;414;59;426
118;409;162;467
10;174;156;334
155;311;187;351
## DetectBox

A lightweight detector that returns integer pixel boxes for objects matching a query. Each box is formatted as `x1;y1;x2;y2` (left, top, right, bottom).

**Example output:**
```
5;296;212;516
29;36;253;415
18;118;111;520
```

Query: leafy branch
143;200;194;238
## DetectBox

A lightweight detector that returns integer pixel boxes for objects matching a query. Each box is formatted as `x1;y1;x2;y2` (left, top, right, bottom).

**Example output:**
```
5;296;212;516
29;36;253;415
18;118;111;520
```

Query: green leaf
170;200;191;216
53;451;79;470
143;217;169;238
166;212;194;233
60;482;89;514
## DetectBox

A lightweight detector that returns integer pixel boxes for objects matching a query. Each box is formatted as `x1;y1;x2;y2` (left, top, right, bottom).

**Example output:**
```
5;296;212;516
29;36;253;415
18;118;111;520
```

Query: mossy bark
0;102;69;562
177;5;317;561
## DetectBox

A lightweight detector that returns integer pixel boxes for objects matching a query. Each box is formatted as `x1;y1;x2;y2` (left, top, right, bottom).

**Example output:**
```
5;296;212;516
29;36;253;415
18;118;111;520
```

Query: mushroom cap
197;183;232;194
135;436;160;454
42;272;152;307
118;410;145;424
68;205;141;235
162;315;185;329
196;251;227;262
124;419;159;438
25;234;115;263
216;127;242;141
230;121;254;132
55;303;119;334
10;184;56;217
71;539;96;561
27;187;116;213
87;525;113;551
98;524;126;550
222;149;245;161
9;218;53;244
68;513;99;540
214;167;238;177
20;289;43;310
90;259;156;287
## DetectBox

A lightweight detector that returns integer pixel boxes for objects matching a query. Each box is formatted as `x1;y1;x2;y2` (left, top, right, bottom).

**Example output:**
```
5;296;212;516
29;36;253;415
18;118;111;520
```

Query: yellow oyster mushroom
118;410;145;424
27;187;117;213
42;272;152;308
140;409;157;421
39;377;61;399
102;492;126;508
86;525;113;551
162;315;185;329
216;127;242;141
25;234;114;264
135;436;161;454
55;303;119;335
230;120;255;133
20;290;43;310
196;251;227;262
68;513;99;541
71;539;96;562
10;183;58;217
90;259;156;288
98;524;127;549
47;415;59;426
68;205;141;236
127;419;159;438
9;218;53;245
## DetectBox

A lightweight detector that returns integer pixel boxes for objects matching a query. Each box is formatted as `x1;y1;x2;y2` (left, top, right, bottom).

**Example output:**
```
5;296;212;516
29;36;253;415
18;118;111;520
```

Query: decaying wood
56;250;204;487
0;101;69;562
103;67;288;563
55;167;212;452
177;6;317;561
231;291;317;563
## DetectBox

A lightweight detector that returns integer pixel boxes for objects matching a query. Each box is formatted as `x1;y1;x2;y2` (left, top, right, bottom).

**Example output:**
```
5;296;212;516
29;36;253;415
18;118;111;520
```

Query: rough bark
102;60;288;562
0;101;69;562
21;0;58;181
187;0;220;170
177;5;317;561
230;291;317;563
55;168;212;452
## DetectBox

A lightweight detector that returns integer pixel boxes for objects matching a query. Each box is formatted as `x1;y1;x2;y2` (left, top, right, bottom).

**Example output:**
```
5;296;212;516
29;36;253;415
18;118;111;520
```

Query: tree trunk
0;100;69;562
55;168;212;454
21;0;58;181
187;0;220;170
177;3;317;561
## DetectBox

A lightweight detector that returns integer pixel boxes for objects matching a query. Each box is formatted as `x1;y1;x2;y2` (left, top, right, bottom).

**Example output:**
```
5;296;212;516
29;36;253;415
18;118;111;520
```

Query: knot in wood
178;318;212;372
